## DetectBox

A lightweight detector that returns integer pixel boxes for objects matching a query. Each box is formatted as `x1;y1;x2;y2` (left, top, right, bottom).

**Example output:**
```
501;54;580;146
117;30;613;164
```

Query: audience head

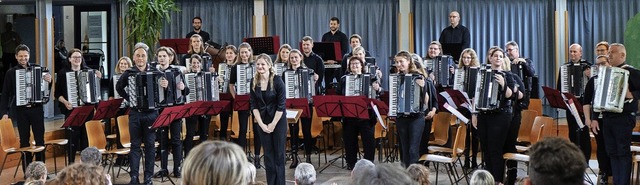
470;169;495;185
25;161;47;182
295;163;316;185
351;159;375;178
407;164;430;185
52;163;109;185
526;137;586;185
80;146;102;165
246;164;258;184
353;163;415;185
182;140;249;185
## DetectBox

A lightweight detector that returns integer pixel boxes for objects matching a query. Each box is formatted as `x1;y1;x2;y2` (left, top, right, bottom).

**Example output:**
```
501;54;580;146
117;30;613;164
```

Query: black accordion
235;63;254;95
388;73;424;117
185;72;220;103
427;55;453;87
560;63;587;97
65;69;101;107
473;65;504;111
344;74;375;98
159;68;186;106
15;66;51;106
218;63;231;93
511;62;532;92
453;67;479;97
126;71;164;110
284;69;315;102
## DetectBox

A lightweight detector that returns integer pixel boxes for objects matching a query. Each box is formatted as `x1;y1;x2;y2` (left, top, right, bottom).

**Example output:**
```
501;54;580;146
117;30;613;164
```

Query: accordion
453;67;480;97
388;73;424;117
560;63;587;96
428;55;453;87
15;66;51;106
185;72;220;103
112;74;128;108
473;65;504;111
126;71;164;110
235;63;254;95
284;69;316;102
158;69;186;106
593;66;629;113
274;63;287;76
218;63;231;93
66;69;101;107
344;74;375;98
511;62;532;91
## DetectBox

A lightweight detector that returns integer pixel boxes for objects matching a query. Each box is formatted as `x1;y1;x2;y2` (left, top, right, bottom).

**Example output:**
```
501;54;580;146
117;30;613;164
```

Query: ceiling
0;0;113;5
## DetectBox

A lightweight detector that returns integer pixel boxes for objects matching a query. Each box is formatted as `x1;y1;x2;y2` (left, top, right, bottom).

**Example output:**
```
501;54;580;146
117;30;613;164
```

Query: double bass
204;42;227;70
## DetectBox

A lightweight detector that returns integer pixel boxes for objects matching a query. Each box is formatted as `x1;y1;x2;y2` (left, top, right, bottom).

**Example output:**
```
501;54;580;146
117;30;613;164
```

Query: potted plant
125;0;180;51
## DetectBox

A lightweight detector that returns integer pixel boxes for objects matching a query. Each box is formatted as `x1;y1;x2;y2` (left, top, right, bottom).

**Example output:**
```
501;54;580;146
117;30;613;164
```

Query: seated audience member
525;137;587;185
246;164;267;185
407;164;430;185
24;161;47;184
353;163;415;185
470;169;495;185
80;147;102;165
320;176;352;185
50;163;111;185
295;163;316;185
181;140;250;185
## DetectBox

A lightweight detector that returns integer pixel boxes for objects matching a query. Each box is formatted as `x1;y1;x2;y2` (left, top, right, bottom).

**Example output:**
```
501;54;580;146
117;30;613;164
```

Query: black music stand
150;105;185;185
92;99;124;121
243;36;280;55
300;42;342;62
61;105;94;167
159;39;190;54
233;95;251;111
314;95;369;173
542;86;567;136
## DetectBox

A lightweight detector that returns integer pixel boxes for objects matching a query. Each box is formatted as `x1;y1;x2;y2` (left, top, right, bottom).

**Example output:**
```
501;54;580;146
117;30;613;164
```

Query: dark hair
15;44;30;53
330;17;340;24
302;36;314;43
192;16;202;23
350;34;362;42
529;137;586;185
347;56;366;74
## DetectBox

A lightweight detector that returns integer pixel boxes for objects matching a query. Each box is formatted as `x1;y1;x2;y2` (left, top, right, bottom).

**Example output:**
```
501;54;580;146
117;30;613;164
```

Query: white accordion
388;73;424;117
284;69;315;102
15;66;50;106
344;74;375;98
66;69;101;107
453;67;479;97
235;63;254;95
593;66;629;113
274;63;287;76
112;74;128;108
185;72;220;103
218;63;231;93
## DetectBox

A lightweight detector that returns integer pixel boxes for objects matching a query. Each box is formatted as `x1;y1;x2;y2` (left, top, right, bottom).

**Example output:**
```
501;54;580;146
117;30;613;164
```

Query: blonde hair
458;48;480;68
407;164;431;185
353;46;365;56
188;34;205;54
252;54;275;91
224;45;238;63
234;42;254;65
287;49;308;69
275;44;292;63
115;56;133;74
53;163;109;185
395;50;421;74
182;141;249;185
411;53;428;76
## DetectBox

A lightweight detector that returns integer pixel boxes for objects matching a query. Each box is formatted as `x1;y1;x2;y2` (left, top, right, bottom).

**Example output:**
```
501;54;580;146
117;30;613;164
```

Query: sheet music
371;102;387;130
444;103;469;124
286;110;300;120
567;99;585;128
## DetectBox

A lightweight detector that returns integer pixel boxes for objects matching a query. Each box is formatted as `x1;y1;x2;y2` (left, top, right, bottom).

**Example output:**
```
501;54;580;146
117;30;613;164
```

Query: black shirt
304;52;325;89
115;64;161;102
509;72;529;111
439;24;470;60
321;30;349;58
250;75;287;124
583;75;598;120
186;30;211;43
0;64;51;115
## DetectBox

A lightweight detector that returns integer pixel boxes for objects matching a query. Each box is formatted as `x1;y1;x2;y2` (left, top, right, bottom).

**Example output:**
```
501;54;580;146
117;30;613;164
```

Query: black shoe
129;177;140;184
306;155;312;163
254;156;262;169
152;170;168;178
172;171;181;178
289;156;299;169
144;179;153;185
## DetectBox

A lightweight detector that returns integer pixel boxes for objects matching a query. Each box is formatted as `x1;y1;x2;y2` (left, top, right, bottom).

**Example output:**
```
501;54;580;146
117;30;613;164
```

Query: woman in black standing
250;54;287;185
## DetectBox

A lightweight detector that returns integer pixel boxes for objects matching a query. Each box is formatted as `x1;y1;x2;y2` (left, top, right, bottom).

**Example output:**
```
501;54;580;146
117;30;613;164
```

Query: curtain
266;0;398;88
568;0;640;63
161;0;253;47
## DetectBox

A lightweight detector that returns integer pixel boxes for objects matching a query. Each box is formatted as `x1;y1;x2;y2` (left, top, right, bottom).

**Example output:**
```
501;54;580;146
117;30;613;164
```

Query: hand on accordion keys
160;77;169;88
43;73;52;83
177;81;185;91
494;74;505;87
415;78;425;87
313;73;319;81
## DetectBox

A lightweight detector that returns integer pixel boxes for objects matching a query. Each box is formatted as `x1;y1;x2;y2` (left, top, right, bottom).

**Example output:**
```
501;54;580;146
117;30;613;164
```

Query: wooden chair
309;107;327;164
0;118;45;179
529;99;543;116
516;110;539;144
85;120;130;179
429;112;452;146
420;123;468;184
30;130;68;174
117;115;132;148
374;115;389;162
502;116;551;184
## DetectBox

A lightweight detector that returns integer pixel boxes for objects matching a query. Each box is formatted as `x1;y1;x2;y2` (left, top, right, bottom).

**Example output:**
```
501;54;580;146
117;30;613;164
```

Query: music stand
243;36;280;55
233;95;251;111
205;101;231;116
300;42;342;61
150;105;186;185
286;98;311;118
61;105;95;128
92;99;124;121
159;38;190;54
314;95;369;173
220;93;233;112
542;86;567;136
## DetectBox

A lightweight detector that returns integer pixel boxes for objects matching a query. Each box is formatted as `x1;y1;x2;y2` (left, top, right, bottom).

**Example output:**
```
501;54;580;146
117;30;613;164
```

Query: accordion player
122;70;165;111
283;68;316;102
231;63;255;96
426;55;454;87
157;68;187;106
15;66;52;106
453;66;480;97
217;63;231;93
388;73;425;117
559;62;589;97
473;65;508;111
65;69;101;107
592;66;629;113
185;72;220;103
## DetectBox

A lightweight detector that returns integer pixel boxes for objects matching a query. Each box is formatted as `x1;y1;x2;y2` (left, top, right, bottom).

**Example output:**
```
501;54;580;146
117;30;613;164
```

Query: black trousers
603;113;634;185
184;115;211;157
566;112;591;162
324;68;339;89
15;106;45;172
396;114;425;168
419;119;433;156
478;111;512;183
593;118;611;176
342;118;375;167
505;111;522;185
289;107;313;156
156;119;182;172
128;110;158;182
256;117;287;185
61;107;88;164
219;111;230;139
